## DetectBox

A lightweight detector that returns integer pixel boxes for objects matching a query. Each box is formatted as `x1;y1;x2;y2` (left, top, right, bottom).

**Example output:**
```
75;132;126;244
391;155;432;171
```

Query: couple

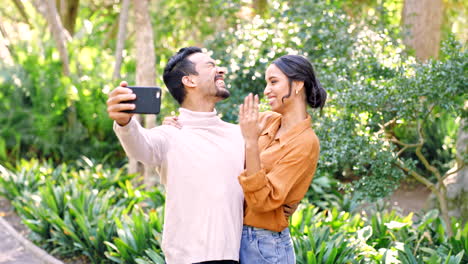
106;47;326;264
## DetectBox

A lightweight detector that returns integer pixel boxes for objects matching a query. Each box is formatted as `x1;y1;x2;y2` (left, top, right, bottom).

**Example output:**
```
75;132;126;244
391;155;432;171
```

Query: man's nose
216;66;227;75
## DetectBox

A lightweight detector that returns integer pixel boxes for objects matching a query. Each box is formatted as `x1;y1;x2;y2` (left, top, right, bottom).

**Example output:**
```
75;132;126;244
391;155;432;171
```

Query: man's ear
182;76;196;88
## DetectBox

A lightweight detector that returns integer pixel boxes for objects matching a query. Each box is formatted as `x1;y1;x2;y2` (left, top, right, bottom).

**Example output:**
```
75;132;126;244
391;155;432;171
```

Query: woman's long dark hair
272;55;327;110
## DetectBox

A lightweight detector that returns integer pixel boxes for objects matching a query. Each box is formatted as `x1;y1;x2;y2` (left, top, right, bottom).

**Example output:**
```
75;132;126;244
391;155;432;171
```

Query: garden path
388;183;432;217
0;224;42;264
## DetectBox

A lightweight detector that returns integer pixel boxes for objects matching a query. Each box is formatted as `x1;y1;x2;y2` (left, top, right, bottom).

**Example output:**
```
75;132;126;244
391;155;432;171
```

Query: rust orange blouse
238;111;320;232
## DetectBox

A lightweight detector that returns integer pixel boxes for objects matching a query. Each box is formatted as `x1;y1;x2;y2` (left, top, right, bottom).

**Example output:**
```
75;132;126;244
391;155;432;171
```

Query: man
107;47;297;263
107;47;244;264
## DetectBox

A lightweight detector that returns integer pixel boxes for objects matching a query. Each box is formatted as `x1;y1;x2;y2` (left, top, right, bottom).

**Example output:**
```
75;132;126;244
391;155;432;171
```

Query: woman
237;55;326;263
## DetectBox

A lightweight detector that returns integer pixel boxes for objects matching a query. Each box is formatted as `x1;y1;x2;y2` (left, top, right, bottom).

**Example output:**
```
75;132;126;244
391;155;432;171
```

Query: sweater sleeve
113;118;170;167
238;139;319;213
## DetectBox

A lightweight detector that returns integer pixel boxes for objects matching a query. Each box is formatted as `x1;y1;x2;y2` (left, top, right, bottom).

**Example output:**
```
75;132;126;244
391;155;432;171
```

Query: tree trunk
444;118;468;224
63;0;80;36
253;0;268;17
33;0;71;75
113;0;131;80
55;0;79;35
133;0;158;187
402;0;444;61
434;187;453;236
0;21;14;65
393;119;454;236
11;0;32;27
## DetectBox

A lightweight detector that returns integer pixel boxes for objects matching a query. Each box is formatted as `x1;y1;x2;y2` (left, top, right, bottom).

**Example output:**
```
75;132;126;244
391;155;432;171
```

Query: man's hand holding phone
107;81;135;126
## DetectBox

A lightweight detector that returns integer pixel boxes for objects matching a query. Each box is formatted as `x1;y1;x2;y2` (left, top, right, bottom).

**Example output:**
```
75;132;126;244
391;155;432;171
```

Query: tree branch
442;163;466;182
415;120;442;181
113;0;130;80
11;0;32;27
390;137;421;148
377;118;396;135
395;159;436;192
0;7;24;23
396;146;408;157
0;20;15;61
33;0;71;76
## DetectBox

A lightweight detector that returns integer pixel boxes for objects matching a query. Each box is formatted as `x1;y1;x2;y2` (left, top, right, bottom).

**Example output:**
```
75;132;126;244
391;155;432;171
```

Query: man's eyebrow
206;61;216;66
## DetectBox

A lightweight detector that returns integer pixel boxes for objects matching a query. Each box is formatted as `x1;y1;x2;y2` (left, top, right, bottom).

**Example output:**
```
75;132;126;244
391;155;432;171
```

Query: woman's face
264;64;291;113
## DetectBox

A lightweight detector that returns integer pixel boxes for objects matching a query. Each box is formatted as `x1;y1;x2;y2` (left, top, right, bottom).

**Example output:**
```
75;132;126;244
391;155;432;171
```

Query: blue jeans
240;225;295;264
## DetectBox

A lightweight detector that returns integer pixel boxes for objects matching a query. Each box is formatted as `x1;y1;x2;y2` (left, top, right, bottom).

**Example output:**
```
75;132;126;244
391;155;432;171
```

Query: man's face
188;52;230;100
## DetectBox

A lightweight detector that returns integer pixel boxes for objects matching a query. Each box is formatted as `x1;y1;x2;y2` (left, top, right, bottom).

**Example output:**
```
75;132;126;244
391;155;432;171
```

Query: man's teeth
216;80;224;85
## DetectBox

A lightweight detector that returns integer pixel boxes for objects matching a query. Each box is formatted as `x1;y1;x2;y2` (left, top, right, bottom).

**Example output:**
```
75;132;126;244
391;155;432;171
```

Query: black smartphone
122;86;162;114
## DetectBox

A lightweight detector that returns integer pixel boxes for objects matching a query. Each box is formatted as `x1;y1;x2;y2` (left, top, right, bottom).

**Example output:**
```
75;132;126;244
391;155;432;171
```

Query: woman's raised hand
239;93;260;143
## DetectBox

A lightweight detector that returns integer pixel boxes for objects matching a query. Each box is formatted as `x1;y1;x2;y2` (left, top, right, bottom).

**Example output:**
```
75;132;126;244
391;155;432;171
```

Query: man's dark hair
163;47;202;105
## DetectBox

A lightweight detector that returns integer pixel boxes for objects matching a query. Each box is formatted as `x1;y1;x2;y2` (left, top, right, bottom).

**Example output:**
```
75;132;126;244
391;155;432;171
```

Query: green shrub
105;209;164;264
207;0;466;205
289;204;468;264
2;160;468;263
0;40;122;165
0;159;165;263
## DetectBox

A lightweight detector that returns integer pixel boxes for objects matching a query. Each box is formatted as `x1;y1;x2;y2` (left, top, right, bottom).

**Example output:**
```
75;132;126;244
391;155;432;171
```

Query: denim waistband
242;225;290;238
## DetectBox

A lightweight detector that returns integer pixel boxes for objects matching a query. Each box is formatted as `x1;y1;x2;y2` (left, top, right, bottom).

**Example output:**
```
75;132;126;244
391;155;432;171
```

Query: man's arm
108;81;169;166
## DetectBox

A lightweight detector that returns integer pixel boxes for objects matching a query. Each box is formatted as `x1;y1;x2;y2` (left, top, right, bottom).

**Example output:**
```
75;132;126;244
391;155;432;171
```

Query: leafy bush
0;159;165;263
290;205;467;264
0;41;122;165
1;159;467;263
206;0;466;204
105;209;165;264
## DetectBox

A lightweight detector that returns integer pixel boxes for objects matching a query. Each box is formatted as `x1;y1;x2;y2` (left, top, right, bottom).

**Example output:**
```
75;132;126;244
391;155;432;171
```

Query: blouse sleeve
238;139;319;212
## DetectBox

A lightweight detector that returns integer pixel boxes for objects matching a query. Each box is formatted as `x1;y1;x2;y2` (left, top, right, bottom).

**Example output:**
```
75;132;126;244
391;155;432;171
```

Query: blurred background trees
0;0;466;236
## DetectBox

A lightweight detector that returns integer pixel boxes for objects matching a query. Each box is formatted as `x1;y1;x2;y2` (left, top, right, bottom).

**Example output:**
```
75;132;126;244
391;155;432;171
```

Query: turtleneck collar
178;108;222;127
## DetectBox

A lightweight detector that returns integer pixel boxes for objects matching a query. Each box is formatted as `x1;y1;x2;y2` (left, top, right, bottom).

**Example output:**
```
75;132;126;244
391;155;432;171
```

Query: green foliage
105;209;165;264
0;0;245;166
0;159;165;263
207;0;467;201
290;204;468;264
0;39;122;165
207;0;407;199
1;0;464;204
305;173;346;211
291;207;363;263
2;160;468;263
0;159;51;200
0;0;466;260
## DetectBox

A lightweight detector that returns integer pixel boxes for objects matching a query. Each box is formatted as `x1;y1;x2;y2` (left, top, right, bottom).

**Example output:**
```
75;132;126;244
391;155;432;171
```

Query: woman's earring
295;90;299;95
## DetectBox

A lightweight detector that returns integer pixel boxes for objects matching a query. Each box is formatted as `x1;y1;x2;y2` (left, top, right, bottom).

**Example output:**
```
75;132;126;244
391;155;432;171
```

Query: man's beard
215;87;230;99
214;74;230;99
